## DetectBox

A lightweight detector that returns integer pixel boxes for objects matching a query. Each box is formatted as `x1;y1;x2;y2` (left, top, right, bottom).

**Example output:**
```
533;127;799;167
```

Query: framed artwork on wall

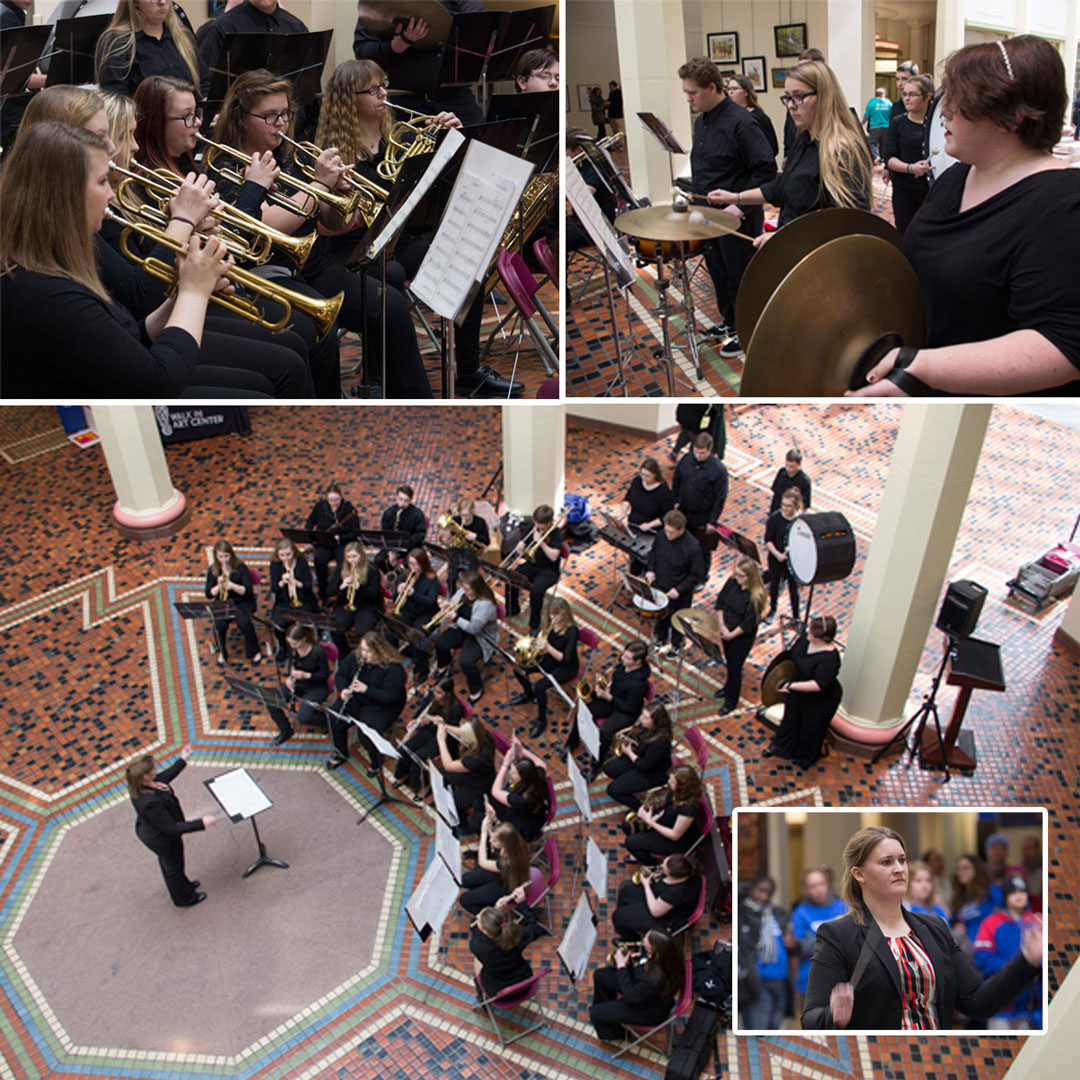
707;31;739;65
772;67;793;88
774;22;808;58
742;55;766;93
577;84;593;113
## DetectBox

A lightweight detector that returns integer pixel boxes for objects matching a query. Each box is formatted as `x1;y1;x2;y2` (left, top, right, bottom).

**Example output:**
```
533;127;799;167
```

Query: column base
830;706;913;760
112;491;190;541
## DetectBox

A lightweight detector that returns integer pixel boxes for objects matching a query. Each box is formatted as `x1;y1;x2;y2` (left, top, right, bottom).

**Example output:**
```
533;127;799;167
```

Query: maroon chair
482;249;557;377
671;874;708;938
614;958;694;1057
474;967;550;1047
533;236;556;283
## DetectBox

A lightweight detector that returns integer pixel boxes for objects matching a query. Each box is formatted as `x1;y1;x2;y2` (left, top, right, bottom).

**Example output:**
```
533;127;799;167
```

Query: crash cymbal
740;235;925;397
760;651;796;708
734;209;902;348
671;608;720;638
615;204;743;242
356;2;450;48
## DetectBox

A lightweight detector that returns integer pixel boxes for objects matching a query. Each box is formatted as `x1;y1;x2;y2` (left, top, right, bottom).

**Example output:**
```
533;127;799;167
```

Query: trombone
104;206;343;340
423;586;465;632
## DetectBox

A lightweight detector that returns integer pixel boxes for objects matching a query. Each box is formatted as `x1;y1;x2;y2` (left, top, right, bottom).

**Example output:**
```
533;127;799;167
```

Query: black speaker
936;579;987;640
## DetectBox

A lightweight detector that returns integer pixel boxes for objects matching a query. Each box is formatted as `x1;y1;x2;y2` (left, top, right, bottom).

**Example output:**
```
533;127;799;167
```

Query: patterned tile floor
0;403;1076;1080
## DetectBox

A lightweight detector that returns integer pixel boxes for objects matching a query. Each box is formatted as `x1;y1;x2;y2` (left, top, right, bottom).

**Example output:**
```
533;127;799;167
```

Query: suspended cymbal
356;2;450;48
671;607;720;638
734;209;902;348
740;235;925;397
615;204;743;242
761;651;797;708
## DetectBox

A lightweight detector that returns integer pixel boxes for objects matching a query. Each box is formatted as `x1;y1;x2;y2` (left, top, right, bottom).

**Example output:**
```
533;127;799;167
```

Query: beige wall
567;403;678;434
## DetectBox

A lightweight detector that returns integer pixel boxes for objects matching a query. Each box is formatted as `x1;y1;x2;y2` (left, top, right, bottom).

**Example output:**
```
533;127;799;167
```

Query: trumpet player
603;702;674;812
612;854;702;937
508;597;579;739
204;539;262;667
506;505;564;634
589;930;685;1044
442;497;490;593
389;548;441;684
326;542;383;657
489;733;550;842
393;677;463;793
623;765;704;865
304;483;360;603
269;538;314;660
432;570;499;703
579;641;651;779
265;623;330;746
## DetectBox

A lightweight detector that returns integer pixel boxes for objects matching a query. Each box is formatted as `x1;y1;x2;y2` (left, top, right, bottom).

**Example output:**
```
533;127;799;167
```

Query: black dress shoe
272;730;293;746
762;745;777;758
508;692;534;707
326;756;346;771
190;881;200;889
177;892;207;907
457;365;525;398
529;719;547;739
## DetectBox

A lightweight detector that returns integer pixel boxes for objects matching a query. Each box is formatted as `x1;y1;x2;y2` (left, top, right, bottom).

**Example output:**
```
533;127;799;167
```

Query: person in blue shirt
974;874;1042;1029
904;859;949;923
790;868;848;1008
737;876;793;1029
951;853;994;949
863;87;892;163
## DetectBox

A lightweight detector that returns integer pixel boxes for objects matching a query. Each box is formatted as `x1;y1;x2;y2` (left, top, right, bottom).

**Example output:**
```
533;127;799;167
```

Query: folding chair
685;794;715;858
613;958;694;1058
480;249;557;378
474;967;550;1048
516;837;560;931
670;874;707;939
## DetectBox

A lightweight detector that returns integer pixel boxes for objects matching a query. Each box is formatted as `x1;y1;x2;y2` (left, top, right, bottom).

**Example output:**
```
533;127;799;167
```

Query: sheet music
576;697;601;761
435;813;462;884
369;126;465;259
558;892;598;983
405;855;458;938
585;836;608;900
565;751;592;824
410;138;534;321
428;761;460;826
564;164;636;289
207;768;271;819
351;718;401;760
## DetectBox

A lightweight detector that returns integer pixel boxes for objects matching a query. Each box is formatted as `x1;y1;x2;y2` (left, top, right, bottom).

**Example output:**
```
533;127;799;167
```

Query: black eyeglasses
245;109;295;125
780;91;817;107
356;82;390;97
168;108;203;128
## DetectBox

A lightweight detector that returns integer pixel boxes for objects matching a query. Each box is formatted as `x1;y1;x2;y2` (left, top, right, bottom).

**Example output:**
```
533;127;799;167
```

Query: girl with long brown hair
470;905;532;1001
624;764;703;865
459;814;531;914
589;929;684;1042
391;547;441;683
489;732;550;842
204;539;262;666
713;556;767;713
269;538;314;659
393;676;464;793
431;569;499;702
603;701;674;811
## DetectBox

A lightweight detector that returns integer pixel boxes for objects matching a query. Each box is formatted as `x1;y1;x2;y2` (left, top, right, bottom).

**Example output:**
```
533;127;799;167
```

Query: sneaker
702;323;728;340
719;337;743;358
656;642;674;656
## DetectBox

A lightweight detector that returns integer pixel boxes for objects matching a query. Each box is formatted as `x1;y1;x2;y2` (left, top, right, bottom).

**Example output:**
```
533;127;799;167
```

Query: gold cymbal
615;203;743;242
760;652;797;708
740;235;925;397
735;209;902;347
671;607;720;638
356;2;450;49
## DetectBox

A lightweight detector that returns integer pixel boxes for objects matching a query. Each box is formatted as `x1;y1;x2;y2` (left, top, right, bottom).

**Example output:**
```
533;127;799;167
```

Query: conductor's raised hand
179;744;193;760
1020;919;1043;966
829;982;854;1027
202;815;218;828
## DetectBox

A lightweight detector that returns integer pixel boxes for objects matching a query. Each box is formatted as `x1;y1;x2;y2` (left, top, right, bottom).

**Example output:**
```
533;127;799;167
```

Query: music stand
222;670;287;710
282;608;336;639
321;703;408;824
598;508;632;538
575;134;639;209
274;29;333;107
379;610;431;650
204;767;288;878
637;111;689;189
174;598;232;661
717;526;760;564
207;30;331;104
44;14;108;85
0;26;50;100
279;525;345;550
486;90;558;172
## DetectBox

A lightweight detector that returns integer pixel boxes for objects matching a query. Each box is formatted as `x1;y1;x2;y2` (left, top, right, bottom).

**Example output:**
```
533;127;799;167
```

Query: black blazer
131;759;205;853
802;908;1040;1030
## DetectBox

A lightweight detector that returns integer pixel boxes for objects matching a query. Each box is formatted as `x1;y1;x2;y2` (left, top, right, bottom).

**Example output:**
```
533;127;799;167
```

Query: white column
92;406;189;537
827;0;876;113
502;404;566;515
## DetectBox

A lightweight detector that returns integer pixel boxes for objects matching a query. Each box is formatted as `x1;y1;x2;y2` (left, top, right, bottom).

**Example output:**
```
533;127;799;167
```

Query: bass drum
923;87;959;183
788;512;856;586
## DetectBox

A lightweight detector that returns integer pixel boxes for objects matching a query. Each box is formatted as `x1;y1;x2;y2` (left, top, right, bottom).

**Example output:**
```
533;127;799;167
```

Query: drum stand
669;251;705;381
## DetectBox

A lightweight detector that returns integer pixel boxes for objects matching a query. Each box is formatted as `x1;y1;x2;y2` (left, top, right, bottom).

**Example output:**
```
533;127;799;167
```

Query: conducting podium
204;767;288;878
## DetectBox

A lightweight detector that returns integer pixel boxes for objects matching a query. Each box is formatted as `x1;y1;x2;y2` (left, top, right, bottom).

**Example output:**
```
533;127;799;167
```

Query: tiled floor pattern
0;404;1076;1079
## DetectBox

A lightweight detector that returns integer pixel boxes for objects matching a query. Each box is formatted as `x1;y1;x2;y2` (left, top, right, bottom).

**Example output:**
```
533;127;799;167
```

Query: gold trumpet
624;785;668;832
423;588;465;632
436;511;487;554
122;160;315;269
344;574;359;612
632;866;659;887
216;571;229;601
197;135;363;223
278;133;388;226
285;569;301;607
104;208;343;339
392;569;418;616
604;939;644;965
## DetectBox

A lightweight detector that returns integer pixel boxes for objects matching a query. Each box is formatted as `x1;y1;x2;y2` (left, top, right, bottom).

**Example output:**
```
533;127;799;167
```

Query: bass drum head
788;512;856;585
924;87;959;182
761;650;796;707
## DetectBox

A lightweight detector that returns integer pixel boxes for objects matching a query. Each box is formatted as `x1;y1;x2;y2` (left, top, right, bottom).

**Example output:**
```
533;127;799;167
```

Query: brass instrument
377;111;442;182
613;724;643;757
577;667;610;702
512;634;546;668
423;587;465;632
632;866;659;887
525;505;571;562
283;562;301;607
197;135;363;223
392;569;418;616
344;573;359;612
277;133;388;227
103;208;342;340
216;570;229;600
604;939;644;965
436;510;487;554
625;785;669;833
569;131;624;166
122;160;315;269
483;173;558;294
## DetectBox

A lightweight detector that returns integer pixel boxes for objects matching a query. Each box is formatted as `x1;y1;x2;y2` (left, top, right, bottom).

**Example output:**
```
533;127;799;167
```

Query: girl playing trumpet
612;853;702;937
204;539;262;666
269;537;314;660
327;541;382;657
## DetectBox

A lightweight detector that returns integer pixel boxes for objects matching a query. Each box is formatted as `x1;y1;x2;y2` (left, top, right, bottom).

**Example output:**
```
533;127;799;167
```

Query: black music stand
174;599;232;662
207;30;331;105
0;25;50;99
717;526;761;564
380;610;431;650
204;768;288;878
486;90;558;172
575;134;639;209
637;111;689;189
222;670;287;711
44;14;107;85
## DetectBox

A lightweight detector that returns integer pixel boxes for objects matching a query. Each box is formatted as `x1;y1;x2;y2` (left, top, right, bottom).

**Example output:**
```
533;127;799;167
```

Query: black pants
212;606;260;661
891;184;928;237
603;756;660;812
392;612;434;681
311;544;344;602
330;604;380;658
589;966;670;1040
434;627;484;694
202;317;313;397
719;632;755;709
767;557;799;620
770;686;841;768
395;725;438;789
460;867;506;914
594;706;638;761
624;825;692;865
612;881;672;938
655;588;694;647
514;664;576;728
144;838;198;905
508;566;560;633
267;681;328;738
702;209;762;326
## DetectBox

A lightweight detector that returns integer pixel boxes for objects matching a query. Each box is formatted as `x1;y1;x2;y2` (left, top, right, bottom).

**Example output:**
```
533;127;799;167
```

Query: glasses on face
245;109;294;126
356;82;390;97
168;108;202;128
900;91;925;100
780;91;817;108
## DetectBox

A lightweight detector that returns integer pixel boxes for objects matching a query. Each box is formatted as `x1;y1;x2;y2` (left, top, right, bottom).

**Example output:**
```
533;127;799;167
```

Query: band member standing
205;539;262;665
443;497;490;593
612;854;702;937
603;702;674;811
126;745;216;907
327;631;406;771
265;622;330;745
326;541;382;657
768;449;812;514
589;930;684;1043
624;765;703;865
713;557;767;714
585;641;651;777
471;906;533;1001
678;56;775;356
432;570;499;702
393;676;463;793
269;538;315;658
489;733;550;842
379;484;428;571
672;433;728;574
507;505;564;635
764;488;803;624
646;510;705;653
305;483;360;603
436;714;496;831
459;812;530;914
621;458;674;575
509;597;579;739
391;547;441;683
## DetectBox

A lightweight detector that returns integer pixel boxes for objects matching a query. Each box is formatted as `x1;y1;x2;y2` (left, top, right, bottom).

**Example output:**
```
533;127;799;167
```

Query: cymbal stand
647;251;699;396
668;244;705;381
597;258;629;397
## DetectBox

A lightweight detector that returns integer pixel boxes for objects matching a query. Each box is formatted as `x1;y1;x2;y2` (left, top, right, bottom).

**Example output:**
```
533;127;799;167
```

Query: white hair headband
996;40;1014;80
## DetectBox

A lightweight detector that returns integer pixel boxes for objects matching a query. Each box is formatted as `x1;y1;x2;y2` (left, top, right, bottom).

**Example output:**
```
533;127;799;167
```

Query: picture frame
772;67;793;89
576;84;594;113
706;31;739;65
773;22;808;58
742;55;766;93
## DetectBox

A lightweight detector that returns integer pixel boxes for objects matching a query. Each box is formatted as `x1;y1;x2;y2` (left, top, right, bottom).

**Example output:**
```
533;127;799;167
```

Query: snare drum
632;588;669;622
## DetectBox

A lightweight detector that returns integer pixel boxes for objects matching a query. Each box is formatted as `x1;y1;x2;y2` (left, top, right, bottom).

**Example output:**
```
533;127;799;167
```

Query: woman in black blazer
205;539;262;666
589;929;684;1042
126;746;216;907
470;905;533;1000
803;826;1042;1030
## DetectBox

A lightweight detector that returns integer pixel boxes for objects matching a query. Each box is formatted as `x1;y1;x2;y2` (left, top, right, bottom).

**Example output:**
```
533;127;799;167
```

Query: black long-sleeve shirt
288;643;330;692
96;24;210;99
530;525;563;573
648;530;704;595
540;624;579;680
764;511;797;561
197;0;308;71
1;267;199;397
469;924;532;996
672;454;728;527
714;577;759;638
328;563;382;613
336;656;406;731
883;114;930;197
0;1;26;30
380;503;427;548
453;514;490;547
689;96;776;196
401;573;441;620
270;556;314;607
749;106;779;159
633;734;672;783
769;468;812;514
305;497;361;543
624;477;674;526
204;562;257;611
607;661;650;718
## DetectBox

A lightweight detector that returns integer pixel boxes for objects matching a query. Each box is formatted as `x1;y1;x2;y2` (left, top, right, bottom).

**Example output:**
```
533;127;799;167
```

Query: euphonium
103;208;342;340
624;785;668;832
632;865;659;887
436;510;487;554
392;569;418;616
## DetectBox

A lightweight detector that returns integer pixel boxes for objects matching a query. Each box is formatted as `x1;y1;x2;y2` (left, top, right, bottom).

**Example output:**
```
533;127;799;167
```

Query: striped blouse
888;931;940;1030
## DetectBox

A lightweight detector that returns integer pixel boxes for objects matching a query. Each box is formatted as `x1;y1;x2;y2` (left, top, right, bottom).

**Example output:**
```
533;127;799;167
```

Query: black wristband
171;215;196;227
884;347;931;396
